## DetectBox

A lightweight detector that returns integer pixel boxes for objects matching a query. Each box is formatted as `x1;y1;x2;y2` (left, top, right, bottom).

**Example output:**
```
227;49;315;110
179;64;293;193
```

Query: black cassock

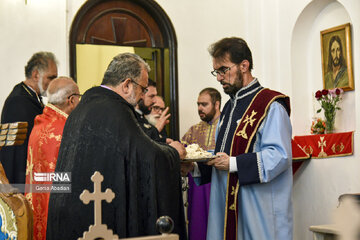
135;110;166;143
47;86;186;240
0;82;43;184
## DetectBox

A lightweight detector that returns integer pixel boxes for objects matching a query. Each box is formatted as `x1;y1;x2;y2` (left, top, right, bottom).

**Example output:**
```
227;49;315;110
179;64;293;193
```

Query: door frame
69;0;179;139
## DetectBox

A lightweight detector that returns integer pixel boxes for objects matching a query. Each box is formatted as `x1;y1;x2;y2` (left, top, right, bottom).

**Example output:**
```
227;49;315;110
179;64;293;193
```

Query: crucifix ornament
79;171;118;240
236;110;257;139
318;136;328;157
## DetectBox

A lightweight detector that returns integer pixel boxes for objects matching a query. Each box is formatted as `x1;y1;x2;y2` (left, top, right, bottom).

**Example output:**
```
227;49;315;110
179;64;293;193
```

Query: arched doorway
69;0;179;139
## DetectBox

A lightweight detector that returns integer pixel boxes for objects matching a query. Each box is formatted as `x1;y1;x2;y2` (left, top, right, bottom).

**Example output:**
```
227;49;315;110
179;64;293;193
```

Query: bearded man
182;37;293;240
324;35;348;89
181;87;221;240
145;95;170;139
0;51;58;184
135;79;171;142
46;53;187;240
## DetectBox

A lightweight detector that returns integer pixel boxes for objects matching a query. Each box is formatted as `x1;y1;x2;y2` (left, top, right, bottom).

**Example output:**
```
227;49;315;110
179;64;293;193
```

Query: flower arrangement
311;118;326;134
315;88;343;133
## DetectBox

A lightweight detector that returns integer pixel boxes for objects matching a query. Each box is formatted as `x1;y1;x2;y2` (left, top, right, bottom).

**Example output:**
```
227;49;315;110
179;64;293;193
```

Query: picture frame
320;23;354;91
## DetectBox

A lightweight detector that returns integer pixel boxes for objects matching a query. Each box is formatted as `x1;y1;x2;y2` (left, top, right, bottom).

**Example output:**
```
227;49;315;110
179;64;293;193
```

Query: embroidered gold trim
231;186;235;196
22;84;34;97
46;104;68;119
0;197;17;239
331;143;345;153
22;83;42;106
317;136;327;157
236;110;257;139
234;181;239;238
223;89;289;240
311;152;353;159
244;94;288;154
26;147;34;184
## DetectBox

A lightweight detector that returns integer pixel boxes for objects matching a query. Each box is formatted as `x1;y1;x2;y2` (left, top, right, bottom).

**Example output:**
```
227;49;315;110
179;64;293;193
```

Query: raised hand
155;107;171;132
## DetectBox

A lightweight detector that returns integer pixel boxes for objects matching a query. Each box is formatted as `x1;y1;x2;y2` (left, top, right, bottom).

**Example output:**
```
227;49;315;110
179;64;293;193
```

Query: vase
324;110;336;134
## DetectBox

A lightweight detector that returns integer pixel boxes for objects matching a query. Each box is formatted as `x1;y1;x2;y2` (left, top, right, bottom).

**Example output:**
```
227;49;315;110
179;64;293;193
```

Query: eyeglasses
131;79;148;94
152;106;165;112
211;64;237;77
68;93;82;99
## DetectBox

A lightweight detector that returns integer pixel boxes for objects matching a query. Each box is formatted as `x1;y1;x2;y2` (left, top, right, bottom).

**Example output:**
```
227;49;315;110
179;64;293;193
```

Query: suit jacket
135;110;166;143
0;82;43;184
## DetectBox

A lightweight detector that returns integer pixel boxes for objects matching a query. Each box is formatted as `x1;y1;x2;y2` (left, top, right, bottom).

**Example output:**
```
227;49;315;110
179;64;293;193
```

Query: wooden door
70;0;179;139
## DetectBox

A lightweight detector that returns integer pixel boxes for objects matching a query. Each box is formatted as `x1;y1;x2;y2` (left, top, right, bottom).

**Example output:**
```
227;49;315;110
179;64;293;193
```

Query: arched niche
291;0;354;135
69;0;180;139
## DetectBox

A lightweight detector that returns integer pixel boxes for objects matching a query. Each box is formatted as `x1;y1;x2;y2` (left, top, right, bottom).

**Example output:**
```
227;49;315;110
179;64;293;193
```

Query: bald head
47;77;80;114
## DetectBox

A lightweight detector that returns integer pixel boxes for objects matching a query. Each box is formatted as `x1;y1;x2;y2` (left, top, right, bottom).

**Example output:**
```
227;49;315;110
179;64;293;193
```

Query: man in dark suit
0;51;58;184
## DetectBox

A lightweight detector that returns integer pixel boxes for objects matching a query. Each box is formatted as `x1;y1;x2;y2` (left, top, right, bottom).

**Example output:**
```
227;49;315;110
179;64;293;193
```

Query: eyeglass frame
67;93;82;99
211;63;237;77
152;105;166;112
130;79;148;94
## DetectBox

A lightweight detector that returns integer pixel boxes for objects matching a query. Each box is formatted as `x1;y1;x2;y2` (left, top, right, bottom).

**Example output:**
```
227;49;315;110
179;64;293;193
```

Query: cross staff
80;171;115;226
79;171;118;240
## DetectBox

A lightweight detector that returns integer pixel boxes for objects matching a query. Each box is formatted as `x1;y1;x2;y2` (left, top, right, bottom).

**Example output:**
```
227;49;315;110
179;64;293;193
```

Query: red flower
335;88;341;95
321;89;328;96
315;90;322;99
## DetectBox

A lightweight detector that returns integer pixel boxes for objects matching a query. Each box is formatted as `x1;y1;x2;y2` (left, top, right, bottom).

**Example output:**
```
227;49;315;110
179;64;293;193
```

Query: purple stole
224;88;290;240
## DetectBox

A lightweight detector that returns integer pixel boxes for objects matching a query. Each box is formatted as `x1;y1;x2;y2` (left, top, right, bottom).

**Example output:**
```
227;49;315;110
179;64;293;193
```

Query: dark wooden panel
74;1;163;47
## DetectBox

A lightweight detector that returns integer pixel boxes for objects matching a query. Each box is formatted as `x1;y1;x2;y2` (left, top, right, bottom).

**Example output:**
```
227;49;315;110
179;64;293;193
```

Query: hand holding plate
206;152;230;171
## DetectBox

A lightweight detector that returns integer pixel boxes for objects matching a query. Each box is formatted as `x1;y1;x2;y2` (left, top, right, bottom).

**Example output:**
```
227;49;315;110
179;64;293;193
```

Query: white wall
290;1;360;239
0;0;68;107
0;0;359;239
154;0;245;135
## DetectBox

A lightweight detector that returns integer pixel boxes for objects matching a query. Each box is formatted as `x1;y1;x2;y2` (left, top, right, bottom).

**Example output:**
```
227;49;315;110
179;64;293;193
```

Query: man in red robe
25;77;80;240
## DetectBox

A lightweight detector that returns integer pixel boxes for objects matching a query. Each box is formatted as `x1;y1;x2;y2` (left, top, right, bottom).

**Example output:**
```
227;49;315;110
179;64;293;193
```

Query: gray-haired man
0;51;58;184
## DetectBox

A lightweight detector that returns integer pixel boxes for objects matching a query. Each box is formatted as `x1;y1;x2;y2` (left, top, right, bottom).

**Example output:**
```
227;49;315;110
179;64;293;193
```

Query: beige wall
0;1;359;239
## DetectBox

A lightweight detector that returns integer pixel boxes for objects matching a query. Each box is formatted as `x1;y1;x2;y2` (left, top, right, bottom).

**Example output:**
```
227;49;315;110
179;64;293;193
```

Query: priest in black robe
0;52;58;184
47;53;187;240
135;78;167;143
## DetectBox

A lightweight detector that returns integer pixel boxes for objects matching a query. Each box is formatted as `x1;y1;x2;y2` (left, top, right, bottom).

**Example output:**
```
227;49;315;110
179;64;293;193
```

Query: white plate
182;156;217;162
